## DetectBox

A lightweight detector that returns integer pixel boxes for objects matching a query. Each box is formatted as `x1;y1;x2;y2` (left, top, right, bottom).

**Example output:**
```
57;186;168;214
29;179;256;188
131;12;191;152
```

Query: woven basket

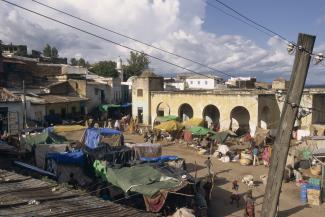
310;166;321;176
240;158;252;166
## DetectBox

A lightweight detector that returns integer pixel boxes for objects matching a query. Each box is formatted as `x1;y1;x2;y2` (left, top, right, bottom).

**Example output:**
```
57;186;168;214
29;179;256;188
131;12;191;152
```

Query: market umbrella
154;120;184;132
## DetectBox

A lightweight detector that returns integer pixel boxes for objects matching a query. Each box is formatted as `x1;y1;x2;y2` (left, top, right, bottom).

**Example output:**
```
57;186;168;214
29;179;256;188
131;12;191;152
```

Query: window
205;81;208;85
190;81;193;84
61;108;66;118
94;88;99;95
75;83;78;90
137;89;143;97
198;81;200;85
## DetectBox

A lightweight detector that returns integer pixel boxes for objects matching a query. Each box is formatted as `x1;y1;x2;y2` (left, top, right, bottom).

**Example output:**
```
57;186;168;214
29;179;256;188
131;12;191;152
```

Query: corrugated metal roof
0;169;156;217
31;95;89;105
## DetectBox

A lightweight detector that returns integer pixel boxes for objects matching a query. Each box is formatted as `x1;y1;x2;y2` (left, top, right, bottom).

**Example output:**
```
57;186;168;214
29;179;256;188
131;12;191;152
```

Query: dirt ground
125;133;325;217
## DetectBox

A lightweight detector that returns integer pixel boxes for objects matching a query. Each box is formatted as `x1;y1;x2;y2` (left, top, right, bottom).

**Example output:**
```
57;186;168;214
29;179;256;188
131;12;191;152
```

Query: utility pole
261;33;315;217
22;80;28;129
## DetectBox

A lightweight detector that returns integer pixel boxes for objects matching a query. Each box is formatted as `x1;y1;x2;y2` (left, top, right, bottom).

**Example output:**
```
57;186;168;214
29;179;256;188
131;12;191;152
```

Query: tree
51;47;58;58
43;44;52;57
89;60;119;78
123;51;150;80
78;58;86;67
43;44;59;58
70;58;78;66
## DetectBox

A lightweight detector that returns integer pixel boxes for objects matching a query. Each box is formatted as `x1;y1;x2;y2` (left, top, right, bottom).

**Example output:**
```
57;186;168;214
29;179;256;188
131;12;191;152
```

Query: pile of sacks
213;144;239;163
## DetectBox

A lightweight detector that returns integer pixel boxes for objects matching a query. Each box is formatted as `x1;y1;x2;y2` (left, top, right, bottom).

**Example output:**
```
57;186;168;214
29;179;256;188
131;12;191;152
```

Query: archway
260;106;271;129
203;105;220;126
179;103;193;121
230;106;250;135
156;102;170;117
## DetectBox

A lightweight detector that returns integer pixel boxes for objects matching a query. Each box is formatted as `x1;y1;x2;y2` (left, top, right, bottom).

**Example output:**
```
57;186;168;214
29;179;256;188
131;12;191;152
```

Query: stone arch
178;103;193;121
156;102;170;117
203;105;220;126
260;106;272;129
230;106;250;135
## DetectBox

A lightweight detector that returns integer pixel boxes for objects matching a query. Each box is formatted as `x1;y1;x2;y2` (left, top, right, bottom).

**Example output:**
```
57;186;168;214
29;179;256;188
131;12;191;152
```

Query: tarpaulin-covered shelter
53;125;86;133
84;128;122;149
47;151;85;166
104;165;184;197
154;120;184;132
188;126;215;136
155;115;179;123
93;162;188;212
24;131;67;151
210;131;230;144
183;118;204;128
126;143;162;159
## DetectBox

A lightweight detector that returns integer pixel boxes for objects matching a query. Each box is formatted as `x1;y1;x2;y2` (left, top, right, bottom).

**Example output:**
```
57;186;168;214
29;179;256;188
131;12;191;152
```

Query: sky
1;0;325;84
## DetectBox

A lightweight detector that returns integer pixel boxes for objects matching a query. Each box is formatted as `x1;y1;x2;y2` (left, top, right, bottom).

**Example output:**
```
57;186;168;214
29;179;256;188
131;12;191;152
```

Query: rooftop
0;169;155;217
30;94;89;105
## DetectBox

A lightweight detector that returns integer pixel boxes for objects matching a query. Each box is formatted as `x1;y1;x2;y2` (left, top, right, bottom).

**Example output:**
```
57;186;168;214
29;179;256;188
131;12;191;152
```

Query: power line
205;1;276;40
213;0;290;44
1;0;231;79
30;0;234;78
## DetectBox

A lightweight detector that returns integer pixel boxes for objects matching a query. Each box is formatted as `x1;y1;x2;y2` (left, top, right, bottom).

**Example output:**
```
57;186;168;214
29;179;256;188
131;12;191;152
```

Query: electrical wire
29;0;234;78
213;0;290;44
205;1;277;40
0;0;232;79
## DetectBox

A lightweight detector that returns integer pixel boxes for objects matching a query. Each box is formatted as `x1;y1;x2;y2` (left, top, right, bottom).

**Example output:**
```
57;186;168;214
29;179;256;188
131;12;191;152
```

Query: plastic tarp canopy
53;125;86;133
155;115;179;123
133;143;162;159
85;128;121;149
99;103;131;112
47;151;85;166
154;120;184;132
188;126;216;136
25;132;67;147
210;131;230;143
183;118;204;128
140;155;178;163
105;164;183;197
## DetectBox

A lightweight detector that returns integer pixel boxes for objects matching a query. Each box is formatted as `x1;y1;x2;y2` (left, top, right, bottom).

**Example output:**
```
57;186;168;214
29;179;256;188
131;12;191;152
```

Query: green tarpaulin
188;126;216;136
25;132;66;147
99;104;121;112
155;115;179;122
94;162;182;197
210;131;230;143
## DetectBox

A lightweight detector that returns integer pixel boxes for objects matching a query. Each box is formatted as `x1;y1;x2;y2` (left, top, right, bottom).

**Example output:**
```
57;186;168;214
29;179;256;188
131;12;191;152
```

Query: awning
210;131;230;143
102;164;184;197
183;118;204;128
99;103;132;112
188;126;216;136
155;115;179;122
154;120;184;132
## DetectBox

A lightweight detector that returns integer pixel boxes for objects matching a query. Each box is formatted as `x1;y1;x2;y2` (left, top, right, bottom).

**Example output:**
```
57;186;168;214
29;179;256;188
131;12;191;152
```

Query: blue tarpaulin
85;128;121;149
140;155;178;163
47;151;85;166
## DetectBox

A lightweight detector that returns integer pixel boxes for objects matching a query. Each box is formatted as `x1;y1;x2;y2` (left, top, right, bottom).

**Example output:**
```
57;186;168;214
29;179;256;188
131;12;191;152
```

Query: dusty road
125;134;325;217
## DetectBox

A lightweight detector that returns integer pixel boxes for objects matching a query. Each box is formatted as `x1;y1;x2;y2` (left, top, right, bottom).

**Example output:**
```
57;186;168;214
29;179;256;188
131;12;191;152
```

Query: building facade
132;73;325;136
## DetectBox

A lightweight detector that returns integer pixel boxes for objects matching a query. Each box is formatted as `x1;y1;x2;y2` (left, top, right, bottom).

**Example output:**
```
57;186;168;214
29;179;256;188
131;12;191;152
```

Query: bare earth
125;134;325;217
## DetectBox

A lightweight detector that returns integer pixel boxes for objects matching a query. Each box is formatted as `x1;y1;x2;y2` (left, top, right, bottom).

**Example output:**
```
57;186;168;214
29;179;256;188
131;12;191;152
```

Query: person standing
114;120;120;130
252;146;259;166
243;190;255;217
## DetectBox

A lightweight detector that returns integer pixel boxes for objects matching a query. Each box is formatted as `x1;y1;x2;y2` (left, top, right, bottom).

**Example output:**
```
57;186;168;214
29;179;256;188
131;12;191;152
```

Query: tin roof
0;169;156;217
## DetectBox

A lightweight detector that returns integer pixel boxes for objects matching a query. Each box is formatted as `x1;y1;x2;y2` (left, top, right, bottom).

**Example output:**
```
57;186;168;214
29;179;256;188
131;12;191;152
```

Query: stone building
132;72;325;136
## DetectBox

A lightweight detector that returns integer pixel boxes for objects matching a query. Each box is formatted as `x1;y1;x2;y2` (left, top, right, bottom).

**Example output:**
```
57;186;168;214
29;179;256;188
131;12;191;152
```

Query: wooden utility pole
261;33;315;217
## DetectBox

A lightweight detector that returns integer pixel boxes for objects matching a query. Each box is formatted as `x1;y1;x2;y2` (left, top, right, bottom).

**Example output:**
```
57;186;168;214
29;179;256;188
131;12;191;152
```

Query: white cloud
0;0;323;83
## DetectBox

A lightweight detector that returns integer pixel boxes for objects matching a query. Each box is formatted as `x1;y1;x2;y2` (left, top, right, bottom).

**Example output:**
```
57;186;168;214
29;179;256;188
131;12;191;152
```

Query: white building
185;75;223;90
